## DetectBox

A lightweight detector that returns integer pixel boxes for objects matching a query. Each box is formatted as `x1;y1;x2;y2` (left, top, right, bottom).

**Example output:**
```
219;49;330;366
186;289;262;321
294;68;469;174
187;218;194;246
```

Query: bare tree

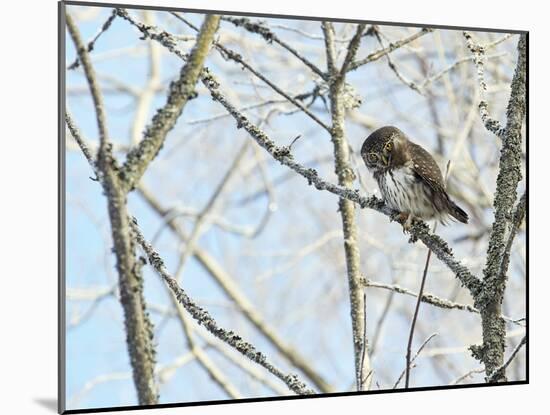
64;4;526;409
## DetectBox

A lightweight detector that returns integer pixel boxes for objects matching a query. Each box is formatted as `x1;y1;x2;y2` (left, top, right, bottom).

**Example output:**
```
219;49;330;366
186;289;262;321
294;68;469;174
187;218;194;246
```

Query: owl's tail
448;200;469;224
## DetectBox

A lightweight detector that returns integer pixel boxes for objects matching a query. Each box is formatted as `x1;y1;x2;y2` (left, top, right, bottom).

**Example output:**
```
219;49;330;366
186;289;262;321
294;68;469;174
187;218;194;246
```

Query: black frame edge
64;381;529;414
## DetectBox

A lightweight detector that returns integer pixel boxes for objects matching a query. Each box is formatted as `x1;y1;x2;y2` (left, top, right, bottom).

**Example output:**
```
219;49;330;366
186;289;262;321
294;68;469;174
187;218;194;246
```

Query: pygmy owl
361;126;468;228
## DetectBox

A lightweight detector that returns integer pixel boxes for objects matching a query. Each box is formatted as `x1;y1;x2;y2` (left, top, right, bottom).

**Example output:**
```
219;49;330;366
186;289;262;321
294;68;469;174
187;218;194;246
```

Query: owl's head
361;126;407;172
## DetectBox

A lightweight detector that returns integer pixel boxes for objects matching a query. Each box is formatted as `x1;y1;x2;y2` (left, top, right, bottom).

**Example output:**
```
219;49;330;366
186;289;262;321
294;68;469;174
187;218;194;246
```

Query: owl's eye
384;141;393;152
367;153;379;163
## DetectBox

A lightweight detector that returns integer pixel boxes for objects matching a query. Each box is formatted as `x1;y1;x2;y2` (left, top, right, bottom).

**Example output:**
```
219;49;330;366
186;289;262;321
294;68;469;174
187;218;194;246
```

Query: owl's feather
407;141;468;224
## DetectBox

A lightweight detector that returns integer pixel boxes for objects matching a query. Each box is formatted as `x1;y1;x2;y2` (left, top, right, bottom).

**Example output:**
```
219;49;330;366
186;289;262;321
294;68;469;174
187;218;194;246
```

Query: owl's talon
390;212;412;232
403;216;414;233
399;213;413;233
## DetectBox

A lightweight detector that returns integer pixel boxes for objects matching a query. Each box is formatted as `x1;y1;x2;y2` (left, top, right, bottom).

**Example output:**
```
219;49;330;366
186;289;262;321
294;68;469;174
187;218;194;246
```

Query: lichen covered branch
471;34;526;382
67;9;117;70
116;9;221;191
486;335;526;383
362;278;524;326
66;12;159;404
463;31;506;138
323;21;371;391
130;218;315;395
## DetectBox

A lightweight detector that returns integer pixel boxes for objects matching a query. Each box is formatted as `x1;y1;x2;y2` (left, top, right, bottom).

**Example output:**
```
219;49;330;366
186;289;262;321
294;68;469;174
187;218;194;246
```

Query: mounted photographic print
59;1;528;413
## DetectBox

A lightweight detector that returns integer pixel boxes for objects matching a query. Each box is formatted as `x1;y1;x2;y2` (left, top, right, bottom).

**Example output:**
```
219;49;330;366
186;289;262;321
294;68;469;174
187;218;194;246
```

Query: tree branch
471;34;526;382
321;22;337;75
130;11;162;145
405;248;433;388
219;15;328;80
193;330;291;396
363;278;524;326
486;335;526;383
323;22;371;391
340;23;367;75
172;297;242;398
498;191;526;281
116;9;221;191
66;12;159;404
130;218;315;395
67;9;117;70
393;333;438;389
65;111;96;169
347;28;433;72
463;31;506;138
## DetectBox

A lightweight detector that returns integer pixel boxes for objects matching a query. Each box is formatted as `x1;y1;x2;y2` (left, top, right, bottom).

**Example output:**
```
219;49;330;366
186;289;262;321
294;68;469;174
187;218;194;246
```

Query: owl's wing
407;141;469;224
407;141;446;194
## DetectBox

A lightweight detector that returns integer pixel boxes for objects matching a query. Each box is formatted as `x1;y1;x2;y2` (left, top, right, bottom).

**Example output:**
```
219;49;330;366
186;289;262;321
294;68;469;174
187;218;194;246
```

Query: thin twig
67;9;117;70
173;140;249;281
358;290;369;390
340;23;367;75
271;23;355;42
421;52;507;89
363;279;524;327
393;333;438;389
485;335;526;382
450;367;485;385
405;247;433;388
288;135;302;151
67;286;116;329
373;28;425;96
348;28;433;72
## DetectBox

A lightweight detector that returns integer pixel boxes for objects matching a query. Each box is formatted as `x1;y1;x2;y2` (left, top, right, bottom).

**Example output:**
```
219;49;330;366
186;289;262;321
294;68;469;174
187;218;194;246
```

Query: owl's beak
381;154;390;167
